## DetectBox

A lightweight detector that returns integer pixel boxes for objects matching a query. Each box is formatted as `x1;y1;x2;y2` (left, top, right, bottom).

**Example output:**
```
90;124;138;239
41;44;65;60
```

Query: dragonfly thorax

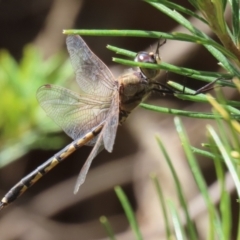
119;71;150;114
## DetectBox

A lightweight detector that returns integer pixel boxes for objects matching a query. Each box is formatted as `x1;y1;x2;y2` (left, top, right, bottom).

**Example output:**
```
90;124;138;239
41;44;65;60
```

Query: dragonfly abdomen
0;147;71;208
0;124;103;209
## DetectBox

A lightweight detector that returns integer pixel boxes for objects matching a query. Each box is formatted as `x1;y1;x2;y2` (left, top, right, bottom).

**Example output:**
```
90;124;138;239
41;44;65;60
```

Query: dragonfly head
135;38;165;80
134;51;161;80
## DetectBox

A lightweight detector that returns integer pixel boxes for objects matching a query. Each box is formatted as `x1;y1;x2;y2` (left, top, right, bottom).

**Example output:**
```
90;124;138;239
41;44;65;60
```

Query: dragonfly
0;35;220;211
0;35;163;210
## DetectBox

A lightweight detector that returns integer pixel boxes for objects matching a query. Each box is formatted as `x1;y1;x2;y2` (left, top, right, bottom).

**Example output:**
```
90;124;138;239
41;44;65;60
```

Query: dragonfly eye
135;51;160;79
134;51;155;64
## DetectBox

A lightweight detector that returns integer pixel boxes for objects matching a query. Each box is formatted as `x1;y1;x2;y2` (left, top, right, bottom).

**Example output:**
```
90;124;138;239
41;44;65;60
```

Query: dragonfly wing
103;91;119;152
73;124;105;194
74;92;119;194
73;92;119;193
66;35;117;96
36;84;112;141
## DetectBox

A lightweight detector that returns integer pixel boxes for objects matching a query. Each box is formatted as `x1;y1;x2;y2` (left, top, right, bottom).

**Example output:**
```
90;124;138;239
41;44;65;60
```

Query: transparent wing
73;97;119;193
66;35;116;96
73;128;105;194
103;92;119;152
73;93;119;193
36;84;112;141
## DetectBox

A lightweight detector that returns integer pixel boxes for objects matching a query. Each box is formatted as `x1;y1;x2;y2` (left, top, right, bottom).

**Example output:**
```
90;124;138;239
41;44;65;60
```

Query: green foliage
101;100;240;239
114;186;143;240
0;44;73;167
64;0;240;78
70;0;240;239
